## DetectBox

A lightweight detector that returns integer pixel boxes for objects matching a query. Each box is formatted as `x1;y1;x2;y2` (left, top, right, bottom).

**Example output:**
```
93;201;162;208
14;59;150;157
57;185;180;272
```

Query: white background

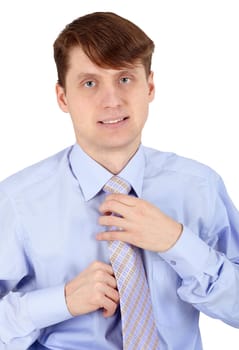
0;1;239;348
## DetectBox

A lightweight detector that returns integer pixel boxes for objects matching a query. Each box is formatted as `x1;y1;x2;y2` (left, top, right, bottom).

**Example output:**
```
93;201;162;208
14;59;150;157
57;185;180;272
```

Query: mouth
99;117;129;125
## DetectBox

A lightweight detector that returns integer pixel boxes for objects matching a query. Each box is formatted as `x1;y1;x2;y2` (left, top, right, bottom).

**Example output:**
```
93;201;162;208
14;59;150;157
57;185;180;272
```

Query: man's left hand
97;194;183;252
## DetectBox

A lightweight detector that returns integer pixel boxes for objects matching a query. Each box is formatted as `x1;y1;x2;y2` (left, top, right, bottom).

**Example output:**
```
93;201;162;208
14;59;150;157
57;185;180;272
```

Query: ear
55;83;69;113
147;71;155;102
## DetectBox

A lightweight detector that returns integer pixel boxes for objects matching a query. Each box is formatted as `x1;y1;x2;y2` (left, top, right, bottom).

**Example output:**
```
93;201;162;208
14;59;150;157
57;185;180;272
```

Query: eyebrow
76;68;139;81
76;73;99;81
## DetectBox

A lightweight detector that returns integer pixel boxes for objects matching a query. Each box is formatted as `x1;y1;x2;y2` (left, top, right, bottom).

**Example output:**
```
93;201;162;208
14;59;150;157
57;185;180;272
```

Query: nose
100;83;122;109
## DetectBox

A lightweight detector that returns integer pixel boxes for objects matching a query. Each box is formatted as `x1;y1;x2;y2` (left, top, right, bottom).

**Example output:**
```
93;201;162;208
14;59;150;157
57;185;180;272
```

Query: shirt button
170;260;176;266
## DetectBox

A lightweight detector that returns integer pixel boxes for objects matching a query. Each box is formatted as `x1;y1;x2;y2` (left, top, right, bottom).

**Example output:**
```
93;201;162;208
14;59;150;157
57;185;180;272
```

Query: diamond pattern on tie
103;176;160;350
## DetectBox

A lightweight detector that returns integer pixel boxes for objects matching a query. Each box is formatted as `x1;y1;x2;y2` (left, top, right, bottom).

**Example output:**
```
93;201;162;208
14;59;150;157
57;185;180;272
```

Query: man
0;11;239;350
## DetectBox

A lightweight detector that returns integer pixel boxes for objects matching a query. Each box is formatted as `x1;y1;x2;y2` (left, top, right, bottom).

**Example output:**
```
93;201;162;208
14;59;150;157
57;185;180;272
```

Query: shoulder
0;146;73;197
142;145;220;183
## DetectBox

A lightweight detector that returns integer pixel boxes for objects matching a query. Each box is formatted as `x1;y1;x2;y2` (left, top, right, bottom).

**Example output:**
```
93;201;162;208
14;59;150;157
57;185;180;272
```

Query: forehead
67;46;144;76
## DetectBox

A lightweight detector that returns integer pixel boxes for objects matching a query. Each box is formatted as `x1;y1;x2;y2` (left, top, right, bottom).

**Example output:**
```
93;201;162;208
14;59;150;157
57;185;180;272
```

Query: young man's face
56;47;155;158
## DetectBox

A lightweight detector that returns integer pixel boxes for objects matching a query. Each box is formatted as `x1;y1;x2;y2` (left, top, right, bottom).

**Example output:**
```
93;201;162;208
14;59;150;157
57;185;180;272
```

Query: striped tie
103;176;160;350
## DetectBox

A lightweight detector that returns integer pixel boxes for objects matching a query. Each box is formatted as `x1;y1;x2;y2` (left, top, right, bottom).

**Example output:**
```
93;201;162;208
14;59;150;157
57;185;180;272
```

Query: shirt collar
69;143;145;201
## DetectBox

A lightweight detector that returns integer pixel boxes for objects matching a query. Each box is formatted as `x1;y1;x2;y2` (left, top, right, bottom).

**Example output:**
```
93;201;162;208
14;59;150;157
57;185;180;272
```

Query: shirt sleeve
0;188;72;348
159;174;239;328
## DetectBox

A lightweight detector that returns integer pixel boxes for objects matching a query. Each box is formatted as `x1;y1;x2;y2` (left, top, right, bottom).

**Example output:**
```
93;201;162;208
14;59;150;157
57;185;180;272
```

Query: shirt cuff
25;285;73;329
159;226;211;279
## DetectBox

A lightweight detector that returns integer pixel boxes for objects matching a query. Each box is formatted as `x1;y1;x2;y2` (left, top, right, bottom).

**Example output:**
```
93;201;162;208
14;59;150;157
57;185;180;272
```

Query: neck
78;143;140;174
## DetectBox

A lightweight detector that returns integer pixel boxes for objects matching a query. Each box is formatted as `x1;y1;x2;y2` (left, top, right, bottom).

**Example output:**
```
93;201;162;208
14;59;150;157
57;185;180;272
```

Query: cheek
132;86;151;105
66;95;88;118
134;95;150;119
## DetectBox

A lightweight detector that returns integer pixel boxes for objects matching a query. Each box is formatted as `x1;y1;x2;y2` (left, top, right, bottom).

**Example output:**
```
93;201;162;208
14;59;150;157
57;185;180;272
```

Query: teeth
102;118;124;124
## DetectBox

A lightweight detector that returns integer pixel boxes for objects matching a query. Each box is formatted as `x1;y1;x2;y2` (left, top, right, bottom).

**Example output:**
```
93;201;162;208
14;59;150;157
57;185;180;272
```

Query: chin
103;140;139;152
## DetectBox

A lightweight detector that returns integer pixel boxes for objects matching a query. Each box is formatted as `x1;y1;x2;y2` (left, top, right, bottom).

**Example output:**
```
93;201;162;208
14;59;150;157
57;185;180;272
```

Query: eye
120;77;131;84
84;80;96;88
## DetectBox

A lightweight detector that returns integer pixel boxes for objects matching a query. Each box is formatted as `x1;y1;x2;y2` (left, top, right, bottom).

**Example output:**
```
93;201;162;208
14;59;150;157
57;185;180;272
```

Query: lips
99;117;129;124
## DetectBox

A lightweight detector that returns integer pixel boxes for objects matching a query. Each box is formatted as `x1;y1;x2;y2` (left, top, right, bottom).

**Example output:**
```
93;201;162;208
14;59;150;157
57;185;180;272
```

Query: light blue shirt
0;143;239;350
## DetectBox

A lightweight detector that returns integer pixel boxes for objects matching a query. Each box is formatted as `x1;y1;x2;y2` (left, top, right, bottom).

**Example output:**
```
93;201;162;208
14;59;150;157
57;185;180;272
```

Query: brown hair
53;12;154;88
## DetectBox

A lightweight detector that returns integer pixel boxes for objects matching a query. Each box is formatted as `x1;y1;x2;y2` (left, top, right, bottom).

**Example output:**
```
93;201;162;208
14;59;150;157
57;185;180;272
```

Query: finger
98;215;126;229
99;199;131;218
92;269;118;288
89;261;114;275
94;282;119;304
104;285;120;303
104;274;118;289
96;230;132;243
102;299;119;318
101;287;119;318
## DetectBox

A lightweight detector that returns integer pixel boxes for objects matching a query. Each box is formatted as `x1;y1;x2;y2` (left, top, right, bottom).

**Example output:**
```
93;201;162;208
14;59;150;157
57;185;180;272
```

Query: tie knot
103;176;131;195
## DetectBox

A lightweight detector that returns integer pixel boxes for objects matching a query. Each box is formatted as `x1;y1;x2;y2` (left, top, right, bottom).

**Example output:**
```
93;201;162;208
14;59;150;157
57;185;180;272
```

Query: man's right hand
64;261;119;318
